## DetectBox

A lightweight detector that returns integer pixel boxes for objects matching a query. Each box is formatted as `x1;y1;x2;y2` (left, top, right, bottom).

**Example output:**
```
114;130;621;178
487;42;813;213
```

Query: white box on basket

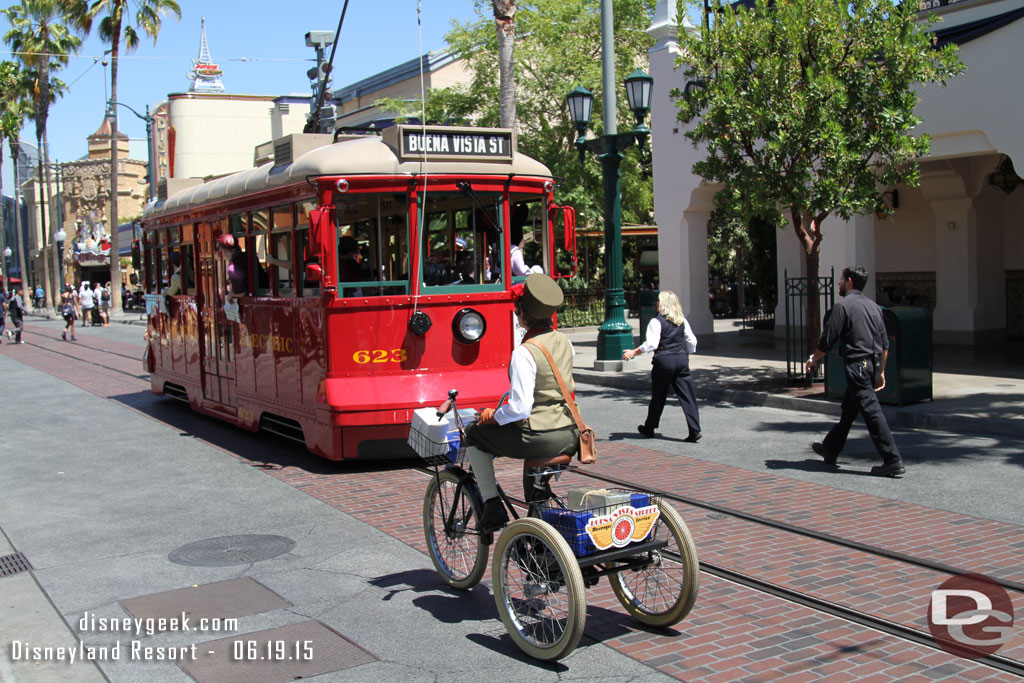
408;407;477;459
567;488;632;513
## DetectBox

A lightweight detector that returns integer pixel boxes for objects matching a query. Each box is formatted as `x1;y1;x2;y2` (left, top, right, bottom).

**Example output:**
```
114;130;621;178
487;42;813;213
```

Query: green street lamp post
566;3;653;369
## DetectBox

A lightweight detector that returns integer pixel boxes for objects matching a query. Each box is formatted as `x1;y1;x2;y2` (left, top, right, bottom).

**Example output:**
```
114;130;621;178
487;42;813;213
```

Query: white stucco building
647;0;1024;346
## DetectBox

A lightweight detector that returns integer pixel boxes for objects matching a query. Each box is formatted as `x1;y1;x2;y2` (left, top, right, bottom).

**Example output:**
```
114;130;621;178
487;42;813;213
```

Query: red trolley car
141;125;576;460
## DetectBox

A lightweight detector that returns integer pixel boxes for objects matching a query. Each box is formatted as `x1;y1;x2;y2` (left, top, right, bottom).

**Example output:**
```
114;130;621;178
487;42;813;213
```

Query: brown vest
524;330;575;431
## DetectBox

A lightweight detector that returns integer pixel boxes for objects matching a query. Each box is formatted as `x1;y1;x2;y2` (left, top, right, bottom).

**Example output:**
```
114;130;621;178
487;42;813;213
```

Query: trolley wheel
492;518;586;662
423;469;488;590
609;501;699;627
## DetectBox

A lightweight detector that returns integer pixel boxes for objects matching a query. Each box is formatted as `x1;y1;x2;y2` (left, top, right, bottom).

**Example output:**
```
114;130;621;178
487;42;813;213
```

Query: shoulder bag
524;339;597;464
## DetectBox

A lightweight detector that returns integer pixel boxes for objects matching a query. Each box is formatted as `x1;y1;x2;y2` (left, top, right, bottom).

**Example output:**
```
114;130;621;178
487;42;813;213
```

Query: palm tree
1;63;35;303
76;0;180;313
493;0;517;129
2;0;81;309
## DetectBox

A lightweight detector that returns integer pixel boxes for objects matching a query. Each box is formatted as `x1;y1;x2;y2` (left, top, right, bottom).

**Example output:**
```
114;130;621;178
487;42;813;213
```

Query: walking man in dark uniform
806;266;905;477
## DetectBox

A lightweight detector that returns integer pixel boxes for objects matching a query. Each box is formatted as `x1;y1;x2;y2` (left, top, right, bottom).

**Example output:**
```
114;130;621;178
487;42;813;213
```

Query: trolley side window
165;226;181;293
181;224;196;294
420;191;503;292
334;193;409;297
251;210;271;296
271;204;295;297
143;230;156;292
154;231;166;292
296;200;319;297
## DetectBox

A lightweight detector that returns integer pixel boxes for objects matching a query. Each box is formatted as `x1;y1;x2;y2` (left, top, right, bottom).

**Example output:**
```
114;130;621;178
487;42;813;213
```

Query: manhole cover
169;535;295;567
705;512;728;520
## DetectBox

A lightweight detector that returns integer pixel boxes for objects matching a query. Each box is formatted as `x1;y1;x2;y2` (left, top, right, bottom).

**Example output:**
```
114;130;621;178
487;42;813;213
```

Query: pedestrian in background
623;290;702;442
8;288;26;343
80;282;96;327
0;287;7;342
61;286;77;341
34;284;44;309
806;266;905;477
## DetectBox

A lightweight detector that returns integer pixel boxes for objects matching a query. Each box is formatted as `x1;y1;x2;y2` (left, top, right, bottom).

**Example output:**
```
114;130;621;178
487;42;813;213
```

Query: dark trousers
10;314;22;343
644;353;700;436
823;358;901;464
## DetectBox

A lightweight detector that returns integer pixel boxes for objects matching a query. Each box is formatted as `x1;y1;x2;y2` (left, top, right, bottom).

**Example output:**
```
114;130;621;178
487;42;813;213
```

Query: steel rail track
411;463;1024;677
569;465;1024;594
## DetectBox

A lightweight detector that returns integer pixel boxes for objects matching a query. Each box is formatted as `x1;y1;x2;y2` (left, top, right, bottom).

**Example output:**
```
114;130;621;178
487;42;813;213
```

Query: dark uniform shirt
818;290;888;361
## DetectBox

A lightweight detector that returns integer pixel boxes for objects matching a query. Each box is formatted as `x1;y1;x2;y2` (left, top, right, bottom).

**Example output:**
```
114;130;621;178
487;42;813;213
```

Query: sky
1;0;482;192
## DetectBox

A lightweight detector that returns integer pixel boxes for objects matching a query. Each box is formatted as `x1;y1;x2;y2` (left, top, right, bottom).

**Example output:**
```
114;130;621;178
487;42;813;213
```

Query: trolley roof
145;126;552;220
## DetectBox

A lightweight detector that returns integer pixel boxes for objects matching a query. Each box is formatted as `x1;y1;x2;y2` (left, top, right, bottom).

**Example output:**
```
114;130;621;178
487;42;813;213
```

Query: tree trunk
791;207;823;368
736;244;746;315
108;32;123;313
10;139;30;306
0;144;7;293
37;133;51;313
43;132;61;309
493;0;517;129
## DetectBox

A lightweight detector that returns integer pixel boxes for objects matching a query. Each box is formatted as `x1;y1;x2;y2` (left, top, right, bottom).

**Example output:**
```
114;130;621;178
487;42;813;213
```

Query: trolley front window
334;193;409;297
420;191;503;292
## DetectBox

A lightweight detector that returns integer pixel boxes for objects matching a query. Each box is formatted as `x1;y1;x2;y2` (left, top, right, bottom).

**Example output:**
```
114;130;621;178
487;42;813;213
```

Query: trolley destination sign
390;125;514;162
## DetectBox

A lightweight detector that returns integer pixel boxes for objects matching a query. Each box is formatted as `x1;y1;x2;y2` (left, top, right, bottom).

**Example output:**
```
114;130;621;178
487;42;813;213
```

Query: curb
575;369;1024;440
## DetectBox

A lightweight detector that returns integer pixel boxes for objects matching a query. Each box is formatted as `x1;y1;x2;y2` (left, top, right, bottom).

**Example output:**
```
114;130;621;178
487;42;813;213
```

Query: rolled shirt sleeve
683;317;697;354
494;345;537;424
638;318;662;354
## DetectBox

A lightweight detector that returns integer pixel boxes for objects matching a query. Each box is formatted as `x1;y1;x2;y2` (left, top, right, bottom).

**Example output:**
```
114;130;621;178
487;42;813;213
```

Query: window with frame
295;199;319;297
250;210;271;295
271;204;294;296
508;197;548;280
334;193;409;297
181;224;196;294
144;231;156;292
420;191;503;291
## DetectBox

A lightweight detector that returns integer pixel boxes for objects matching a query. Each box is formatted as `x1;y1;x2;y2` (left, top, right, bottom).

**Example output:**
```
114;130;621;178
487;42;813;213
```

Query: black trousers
10;314;22;343
823;358;901;464
644;353;700;436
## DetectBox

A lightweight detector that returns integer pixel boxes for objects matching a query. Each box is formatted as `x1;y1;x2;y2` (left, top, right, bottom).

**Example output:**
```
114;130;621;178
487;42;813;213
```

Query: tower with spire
187;18;225;93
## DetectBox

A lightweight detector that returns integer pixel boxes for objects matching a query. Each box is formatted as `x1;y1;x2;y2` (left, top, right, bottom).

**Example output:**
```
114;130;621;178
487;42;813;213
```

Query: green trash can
638;289;659;342
825;306;933;405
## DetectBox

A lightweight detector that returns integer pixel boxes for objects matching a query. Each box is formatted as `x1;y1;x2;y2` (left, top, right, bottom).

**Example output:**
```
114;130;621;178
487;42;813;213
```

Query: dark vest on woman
654;314;688;357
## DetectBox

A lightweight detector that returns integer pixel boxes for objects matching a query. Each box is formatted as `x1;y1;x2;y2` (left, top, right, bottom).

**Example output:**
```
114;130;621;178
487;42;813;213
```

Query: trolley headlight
453;308;486;344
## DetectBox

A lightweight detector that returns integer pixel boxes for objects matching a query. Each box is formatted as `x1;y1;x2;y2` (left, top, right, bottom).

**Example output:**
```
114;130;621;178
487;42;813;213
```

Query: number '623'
352;349;408;364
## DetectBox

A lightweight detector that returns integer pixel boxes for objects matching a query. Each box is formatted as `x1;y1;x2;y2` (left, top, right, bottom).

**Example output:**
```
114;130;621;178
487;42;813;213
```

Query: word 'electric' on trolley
140;125;578;460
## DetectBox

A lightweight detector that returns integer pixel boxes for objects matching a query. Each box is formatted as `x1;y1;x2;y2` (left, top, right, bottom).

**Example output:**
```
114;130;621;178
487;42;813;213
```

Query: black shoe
479;497;509;533
812;442;839;466
684;431;702;443
637;424;656;438
870;462;906;478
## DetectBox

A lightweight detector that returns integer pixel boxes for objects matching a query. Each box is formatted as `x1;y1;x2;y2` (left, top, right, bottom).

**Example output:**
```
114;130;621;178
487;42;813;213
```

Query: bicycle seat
524;454;572;469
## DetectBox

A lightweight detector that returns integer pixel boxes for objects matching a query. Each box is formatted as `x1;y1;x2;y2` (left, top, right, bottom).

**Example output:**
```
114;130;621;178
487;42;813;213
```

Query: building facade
647;0;1024;346
20;117;148;298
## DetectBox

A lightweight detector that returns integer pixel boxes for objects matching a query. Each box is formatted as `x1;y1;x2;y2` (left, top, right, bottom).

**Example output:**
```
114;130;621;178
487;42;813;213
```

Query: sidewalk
567;317;1024;440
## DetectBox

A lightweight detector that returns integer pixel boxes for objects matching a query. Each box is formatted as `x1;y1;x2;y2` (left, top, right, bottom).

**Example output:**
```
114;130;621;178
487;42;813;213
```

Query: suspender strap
524;339;585;431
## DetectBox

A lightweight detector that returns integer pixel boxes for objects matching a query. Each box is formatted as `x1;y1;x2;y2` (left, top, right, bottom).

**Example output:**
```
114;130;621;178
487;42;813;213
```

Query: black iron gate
784;267;834;382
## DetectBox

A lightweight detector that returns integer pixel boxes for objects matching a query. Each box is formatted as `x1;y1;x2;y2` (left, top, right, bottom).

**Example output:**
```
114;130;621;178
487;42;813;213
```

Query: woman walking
61;286;77;341
623;290;702;442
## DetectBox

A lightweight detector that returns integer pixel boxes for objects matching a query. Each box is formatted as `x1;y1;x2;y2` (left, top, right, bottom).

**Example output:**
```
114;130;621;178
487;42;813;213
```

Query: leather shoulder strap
524;339;586;430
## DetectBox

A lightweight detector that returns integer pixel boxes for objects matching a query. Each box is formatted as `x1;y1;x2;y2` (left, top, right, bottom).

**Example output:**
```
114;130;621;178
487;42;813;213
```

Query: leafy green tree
381;0;656;232
675;0;963;354
71;0;180;312
3;0;82;307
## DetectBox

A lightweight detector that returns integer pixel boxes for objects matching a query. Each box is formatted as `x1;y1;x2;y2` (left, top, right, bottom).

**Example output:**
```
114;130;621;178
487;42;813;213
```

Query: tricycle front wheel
423;469;488;590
